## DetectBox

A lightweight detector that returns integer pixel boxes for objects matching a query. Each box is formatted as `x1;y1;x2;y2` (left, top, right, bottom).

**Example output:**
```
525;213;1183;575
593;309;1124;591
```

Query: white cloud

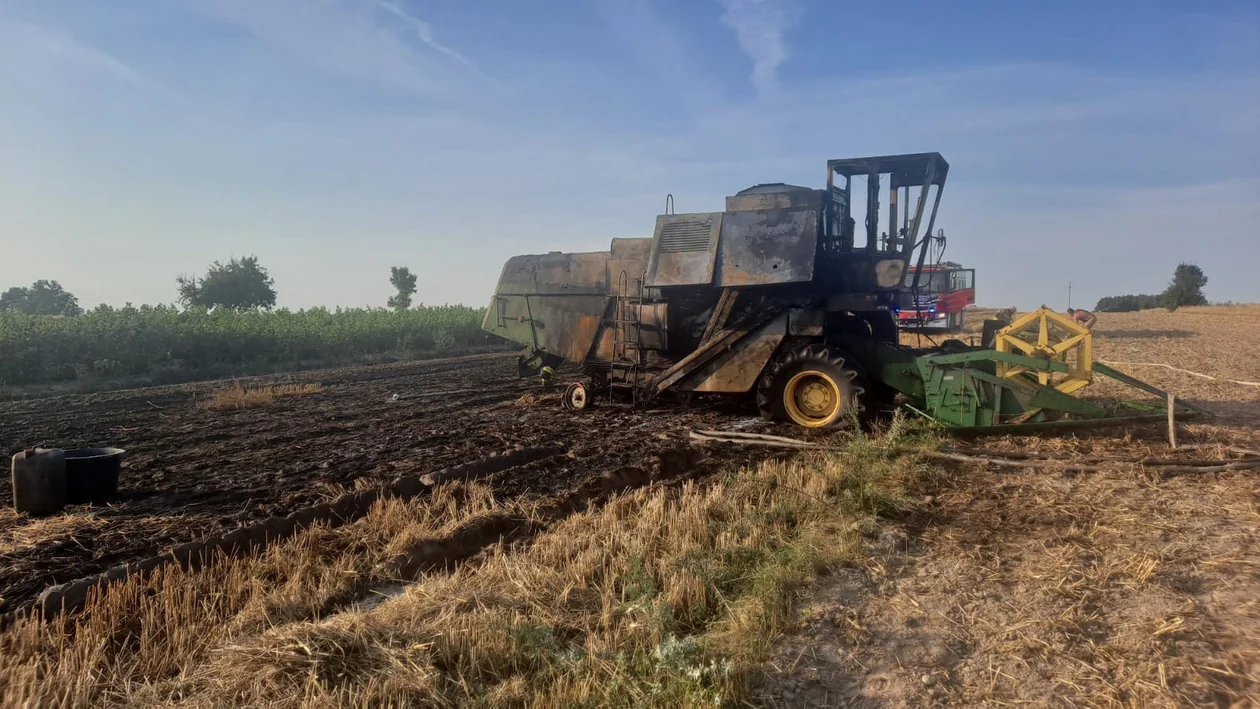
718;0;797;94
375;0;483;76
180;0;484;97
0;17;158;91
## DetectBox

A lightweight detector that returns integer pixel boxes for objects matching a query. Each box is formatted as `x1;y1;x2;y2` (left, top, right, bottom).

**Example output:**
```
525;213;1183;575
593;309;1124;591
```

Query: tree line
1094;263;1209;312
1;256;427;315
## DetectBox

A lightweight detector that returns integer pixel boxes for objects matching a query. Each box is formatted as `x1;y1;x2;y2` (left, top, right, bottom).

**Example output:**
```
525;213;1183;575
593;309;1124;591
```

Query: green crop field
0;304;500;390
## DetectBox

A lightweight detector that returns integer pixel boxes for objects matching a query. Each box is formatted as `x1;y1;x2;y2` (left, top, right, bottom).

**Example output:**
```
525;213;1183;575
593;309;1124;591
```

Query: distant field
1085;305;1260;424
0;305;501;393
1179;303;1260;317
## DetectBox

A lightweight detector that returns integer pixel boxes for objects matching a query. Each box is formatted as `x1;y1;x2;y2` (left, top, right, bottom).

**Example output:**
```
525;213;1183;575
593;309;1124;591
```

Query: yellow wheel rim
783;370;843;427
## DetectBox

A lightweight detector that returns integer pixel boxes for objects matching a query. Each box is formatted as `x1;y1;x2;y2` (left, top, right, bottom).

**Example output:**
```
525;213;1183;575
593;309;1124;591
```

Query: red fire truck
898;261;975;331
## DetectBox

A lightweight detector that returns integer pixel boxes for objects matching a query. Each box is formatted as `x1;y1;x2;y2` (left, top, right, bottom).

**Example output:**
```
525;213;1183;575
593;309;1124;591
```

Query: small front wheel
562;382;590;411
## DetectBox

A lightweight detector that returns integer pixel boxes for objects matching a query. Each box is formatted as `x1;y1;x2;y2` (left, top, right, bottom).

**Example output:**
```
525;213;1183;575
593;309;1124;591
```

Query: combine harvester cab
484;153;1205;433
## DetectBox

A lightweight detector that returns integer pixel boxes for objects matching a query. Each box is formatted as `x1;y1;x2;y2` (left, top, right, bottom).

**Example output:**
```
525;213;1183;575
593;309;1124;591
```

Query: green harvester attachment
844;308;1209;434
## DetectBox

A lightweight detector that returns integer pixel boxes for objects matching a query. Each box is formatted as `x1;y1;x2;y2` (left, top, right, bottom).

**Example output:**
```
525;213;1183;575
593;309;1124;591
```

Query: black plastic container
11;448;67;516
64;448;125;504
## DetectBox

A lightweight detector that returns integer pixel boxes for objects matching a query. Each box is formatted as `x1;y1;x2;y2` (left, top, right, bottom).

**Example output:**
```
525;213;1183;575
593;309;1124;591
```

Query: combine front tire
757;345;864;428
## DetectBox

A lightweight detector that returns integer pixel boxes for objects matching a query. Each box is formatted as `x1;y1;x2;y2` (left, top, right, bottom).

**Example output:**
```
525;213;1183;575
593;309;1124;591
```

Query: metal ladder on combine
611;269;645;404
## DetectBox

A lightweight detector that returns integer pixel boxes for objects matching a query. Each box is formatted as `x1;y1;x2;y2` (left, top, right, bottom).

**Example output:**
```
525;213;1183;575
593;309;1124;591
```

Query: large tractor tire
756;345;865;428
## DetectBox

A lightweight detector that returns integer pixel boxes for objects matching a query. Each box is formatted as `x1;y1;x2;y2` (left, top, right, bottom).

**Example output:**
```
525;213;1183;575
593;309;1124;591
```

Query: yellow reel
993;308;1093;394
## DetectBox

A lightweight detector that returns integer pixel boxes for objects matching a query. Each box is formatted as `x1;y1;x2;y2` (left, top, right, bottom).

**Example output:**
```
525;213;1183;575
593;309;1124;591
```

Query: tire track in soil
0;354;777;616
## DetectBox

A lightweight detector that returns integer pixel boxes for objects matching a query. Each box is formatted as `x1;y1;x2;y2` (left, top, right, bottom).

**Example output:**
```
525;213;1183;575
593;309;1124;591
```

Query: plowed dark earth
0;353;774;615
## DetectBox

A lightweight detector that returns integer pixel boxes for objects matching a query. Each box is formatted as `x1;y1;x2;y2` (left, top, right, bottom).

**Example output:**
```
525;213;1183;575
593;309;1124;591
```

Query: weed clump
202;382;323;410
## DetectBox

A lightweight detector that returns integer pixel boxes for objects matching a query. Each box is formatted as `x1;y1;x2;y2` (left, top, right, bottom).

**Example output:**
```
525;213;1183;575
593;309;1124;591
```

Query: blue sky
0;0;1257;310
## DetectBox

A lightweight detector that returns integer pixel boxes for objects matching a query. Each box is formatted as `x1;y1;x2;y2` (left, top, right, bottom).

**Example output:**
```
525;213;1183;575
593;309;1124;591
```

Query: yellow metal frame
993;308;1093;395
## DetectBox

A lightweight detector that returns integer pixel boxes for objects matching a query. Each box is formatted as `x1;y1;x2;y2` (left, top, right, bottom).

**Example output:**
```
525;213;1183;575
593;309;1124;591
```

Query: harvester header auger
839;307;1209;433
483;154;1205;434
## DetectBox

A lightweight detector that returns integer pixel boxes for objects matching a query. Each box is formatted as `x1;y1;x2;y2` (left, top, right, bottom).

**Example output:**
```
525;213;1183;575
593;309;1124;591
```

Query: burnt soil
0;353;780;615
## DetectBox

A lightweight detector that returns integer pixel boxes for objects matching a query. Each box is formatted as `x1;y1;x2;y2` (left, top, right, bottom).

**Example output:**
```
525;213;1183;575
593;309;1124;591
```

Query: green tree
1095;293;1162;312
1160;263;1208;311
177;255;277;311
0;287;24;311
0;280;82;315
387;266;418;311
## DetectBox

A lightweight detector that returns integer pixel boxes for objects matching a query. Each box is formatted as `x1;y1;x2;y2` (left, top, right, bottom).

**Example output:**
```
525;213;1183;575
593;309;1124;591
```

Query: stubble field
1;306;1257;706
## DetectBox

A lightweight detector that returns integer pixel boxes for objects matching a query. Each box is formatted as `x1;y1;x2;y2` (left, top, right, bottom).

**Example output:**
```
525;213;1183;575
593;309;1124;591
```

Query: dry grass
201;382;323;410
912;439;1254;705
1179;303;1260;317
511;391;560;407
763;429;1259;707
0;511;108;556
0;425;933;706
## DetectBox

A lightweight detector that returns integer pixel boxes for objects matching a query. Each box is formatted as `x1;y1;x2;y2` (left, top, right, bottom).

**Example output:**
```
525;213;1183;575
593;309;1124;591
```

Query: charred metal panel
699;288;740;344
715;208;818;287
824;293;883;312
609;237;652;269
536;299;607;362
611;237;652;259
593;326;616;362
484;294;610;363
788;308;825;336
679;313;788;393
725;187;823;213
630;303;669;352
644;213;722;288
483;246;617;363
607;237;653;297
494;251;611;296
483;238;662;366
828;251;908;294
874;258;906;288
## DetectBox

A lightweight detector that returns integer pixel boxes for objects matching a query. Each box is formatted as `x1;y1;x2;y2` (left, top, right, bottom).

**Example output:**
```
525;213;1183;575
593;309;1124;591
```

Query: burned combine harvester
484;153;1204;431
